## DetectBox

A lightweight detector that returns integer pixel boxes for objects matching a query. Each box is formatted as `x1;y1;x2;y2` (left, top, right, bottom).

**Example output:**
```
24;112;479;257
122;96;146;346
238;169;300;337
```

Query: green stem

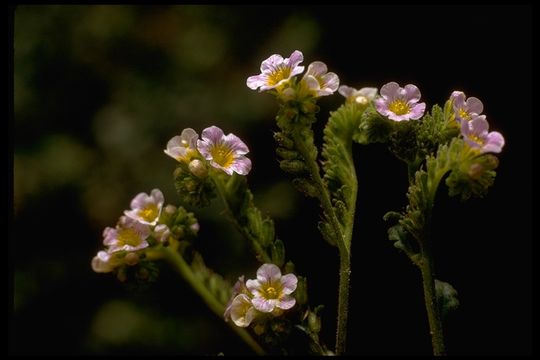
291;131;346;252
335;250;351;355
419;243;446;356
290;128;354;355
160;247;266;355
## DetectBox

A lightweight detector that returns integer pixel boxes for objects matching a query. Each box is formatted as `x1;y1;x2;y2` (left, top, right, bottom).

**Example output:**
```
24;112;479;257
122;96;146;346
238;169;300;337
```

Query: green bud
261;219;275;247
279;159;307;174
294;276;308;305
271;239;285;267
307;311;321;334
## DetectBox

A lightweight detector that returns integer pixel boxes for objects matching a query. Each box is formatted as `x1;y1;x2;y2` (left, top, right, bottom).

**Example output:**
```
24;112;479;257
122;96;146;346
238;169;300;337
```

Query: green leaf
435;279;459;318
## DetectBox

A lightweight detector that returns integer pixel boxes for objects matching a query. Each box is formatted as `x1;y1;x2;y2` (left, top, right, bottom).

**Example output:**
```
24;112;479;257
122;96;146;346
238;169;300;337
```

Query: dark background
10;5;532;355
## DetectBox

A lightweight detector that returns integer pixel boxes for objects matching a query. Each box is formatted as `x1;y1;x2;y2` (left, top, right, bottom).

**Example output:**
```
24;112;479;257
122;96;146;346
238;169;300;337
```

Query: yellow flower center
469;134;485;145
264;286;279;299
458;108;471;120
117;228;143;247
138;204;158;222
268;66;291;86
210;144;234;168
388;99;410;115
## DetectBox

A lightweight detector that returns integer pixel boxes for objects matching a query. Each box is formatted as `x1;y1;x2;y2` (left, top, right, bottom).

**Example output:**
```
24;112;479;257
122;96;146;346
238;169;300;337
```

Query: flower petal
338;85;355;98
358;87;378;100
380;82;400;99
223;133;249;154
409;102;426;120
251;296;275;313
276;295;296;310
229;156;252;175
470;115;489;134
280;273;298;294
256;263;282;284
404;84;421;102
466;96;484;115
261;54;284;72
306;61;328;77
201;126;225;144
483;131;505;153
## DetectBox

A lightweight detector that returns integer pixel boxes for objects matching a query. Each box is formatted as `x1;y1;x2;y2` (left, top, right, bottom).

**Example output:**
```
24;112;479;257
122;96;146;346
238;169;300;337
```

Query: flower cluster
450;91;504;154
91;189;199;278
92;189;167;273
224;263;298;328
247;50;339;99
164;125;252;176
371;81;504;154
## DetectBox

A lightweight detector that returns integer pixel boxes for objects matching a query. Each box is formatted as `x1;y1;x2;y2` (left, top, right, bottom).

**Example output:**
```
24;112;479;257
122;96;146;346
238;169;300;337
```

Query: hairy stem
160;247;266;355
291;126;354;355
419;242;446;356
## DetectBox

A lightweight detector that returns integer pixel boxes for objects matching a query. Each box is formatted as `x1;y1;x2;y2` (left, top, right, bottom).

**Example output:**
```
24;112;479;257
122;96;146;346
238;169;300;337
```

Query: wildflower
229;294;258;327
197;126;252;176
451;91;483;123
224;276;248;321
246;263;298;313
302;61;340;97
338;85;378;105
164;128;199;163
91;250;119;273
375;81;426;121
246;50;305;92
103;216;151;253
461;115;505;153
124;189;164;226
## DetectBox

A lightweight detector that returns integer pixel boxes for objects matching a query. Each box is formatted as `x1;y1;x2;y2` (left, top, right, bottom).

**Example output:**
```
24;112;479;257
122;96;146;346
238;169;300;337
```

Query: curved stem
160;247;266;355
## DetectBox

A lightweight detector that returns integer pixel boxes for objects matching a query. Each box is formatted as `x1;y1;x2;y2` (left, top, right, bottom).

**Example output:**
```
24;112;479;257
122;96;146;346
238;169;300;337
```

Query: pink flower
103;216;151;253
124;189;164;226
229;294;258;328
451;91;483;124
302;61;339;97
91;250;120;273
375;82;426;121
197;126;252;176
164;128;199;163
246;263;298;313
246;50;305;92
461;115;505;154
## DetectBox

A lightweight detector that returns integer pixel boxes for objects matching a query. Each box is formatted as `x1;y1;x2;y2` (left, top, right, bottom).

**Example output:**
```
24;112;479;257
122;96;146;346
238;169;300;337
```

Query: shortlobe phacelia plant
91;49;505;355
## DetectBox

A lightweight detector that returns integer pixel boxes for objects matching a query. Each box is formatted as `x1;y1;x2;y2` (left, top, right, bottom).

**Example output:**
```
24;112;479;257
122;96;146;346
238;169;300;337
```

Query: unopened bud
190;222;200;234
308;311;321;334
253;323;266;336
355;95;368;105
164;204;177;215
189;159;208;178
468;163;483;179
124;252;139;266
173;167;184;179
